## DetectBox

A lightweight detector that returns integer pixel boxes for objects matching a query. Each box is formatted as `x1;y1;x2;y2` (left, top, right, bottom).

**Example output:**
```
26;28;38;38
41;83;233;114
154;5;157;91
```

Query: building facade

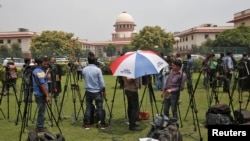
173;24;234;53
173;8;250;54
228;8;250;27
0;28;36;58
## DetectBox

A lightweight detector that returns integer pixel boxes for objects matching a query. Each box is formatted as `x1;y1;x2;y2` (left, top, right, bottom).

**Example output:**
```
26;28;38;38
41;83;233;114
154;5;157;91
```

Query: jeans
164;92;180;119
77;71;82;81
35;95;46;129
125;90;139;128
84;91;104;124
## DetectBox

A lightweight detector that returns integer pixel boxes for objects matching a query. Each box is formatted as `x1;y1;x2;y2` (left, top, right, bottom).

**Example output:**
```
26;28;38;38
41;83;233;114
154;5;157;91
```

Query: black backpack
205;104;233;127
84;104;106;125
158;124;182;141
216;58;228;75
147;115;182;141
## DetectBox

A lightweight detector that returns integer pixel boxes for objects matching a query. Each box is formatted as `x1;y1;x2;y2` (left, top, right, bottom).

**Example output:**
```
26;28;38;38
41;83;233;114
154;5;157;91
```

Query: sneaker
100;123;108;129
36;127;47;132
83;124;90;130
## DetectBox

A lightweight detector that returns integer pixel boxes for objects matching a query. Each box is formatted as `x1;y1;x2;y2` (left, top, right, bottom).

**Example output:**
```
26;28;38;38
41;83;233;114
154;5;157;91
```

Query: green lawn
0;73;249;141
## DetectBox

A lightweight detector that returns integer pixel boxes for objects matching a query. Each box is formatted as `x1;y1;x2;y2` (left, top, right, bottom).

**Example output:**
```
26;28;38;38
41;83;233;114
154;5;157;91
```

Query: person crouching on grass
161;59;187;121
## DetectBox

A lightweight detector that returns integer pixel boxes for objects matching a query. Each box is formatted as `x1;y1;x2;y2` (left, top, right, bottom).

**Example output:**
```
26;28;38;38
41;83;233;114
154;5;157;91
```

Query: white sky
0;0;249;41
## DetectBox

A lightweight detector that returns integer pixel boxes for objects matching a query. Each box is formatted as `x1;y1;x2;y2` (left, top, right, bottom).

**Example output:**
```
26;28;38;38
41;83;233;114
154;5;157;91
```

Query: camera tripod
139;75;159;121
231;61;250;123
0;67;5;119
19;98;62;141
15;67;34;125
57;65;84;122
108;76;128;125
206;70;222;107
0;72;21;121
0;89;6;119
183;66;203;141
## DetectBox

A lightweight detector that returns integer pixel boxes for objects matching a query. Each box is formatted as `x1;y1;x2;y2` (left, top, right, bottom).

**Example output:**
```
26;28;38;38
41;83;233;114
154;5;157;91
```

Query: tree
10;42;23;58
30;30;82;59
122;45;133;54
0;44;10;58
104;44;116;57
198;38;214;54
213;25;250;47
130;26;174;56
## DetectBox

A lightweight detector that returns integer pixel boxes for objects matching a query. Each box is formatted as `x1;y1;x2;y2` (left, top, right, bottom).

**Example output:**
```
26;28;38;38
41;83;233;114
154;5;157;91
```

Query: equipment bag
234;109;250;124
147;115;181;141
205;104;233;127
84;104;106;125
158;123;182;141
137;111;150;120
27;131;65;141
206;113;233;126
27;130;39;141
207;103;231;115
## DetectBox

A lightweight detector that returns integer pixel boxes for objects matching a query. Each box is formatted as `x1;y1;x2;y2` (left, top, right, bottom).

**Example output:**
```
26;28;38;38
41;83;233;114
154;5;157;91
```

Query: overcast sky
0;0;249;41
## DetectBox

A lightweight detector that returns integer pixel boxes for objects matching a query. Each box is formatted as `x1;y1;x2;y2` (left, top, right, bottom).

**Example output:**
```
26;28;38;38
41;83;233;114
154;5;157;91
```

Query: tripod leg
122;88;127;119
18;99;29;141
18;87;33;141
177;103;183;127
139;85;147;112
147;83;160;121
57;70;70;122
32;106;38;123
108;77;118;125
75;84;85;121
46;103;62;134
46;100;53;126
0;84;6;119
76;93;85;120
245;91;250;109
104;98;111;118
15;80;25;125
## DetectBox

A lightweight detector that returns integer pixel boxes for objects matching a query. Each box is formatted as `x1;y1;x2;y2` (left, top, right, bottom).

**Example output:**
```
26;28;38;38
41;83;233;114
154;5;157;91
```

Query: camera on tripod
182;61;188;72
5;61;18;82
237;61;250;91
22;64;36;84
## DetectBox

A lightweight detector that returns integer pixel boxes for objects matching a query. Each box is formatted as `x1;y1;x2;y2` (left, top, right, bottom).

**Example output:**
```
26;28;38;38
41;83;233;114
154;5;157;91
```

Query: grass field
0;73;249;141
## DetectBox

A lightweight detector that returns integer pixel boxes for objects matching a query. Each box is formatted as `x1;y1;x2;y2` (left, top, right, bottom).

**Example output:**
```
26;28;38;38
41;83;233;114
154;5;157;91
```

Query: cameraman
22;58;34;102
32;57;51;132
2;60;18;95
48;57;62;97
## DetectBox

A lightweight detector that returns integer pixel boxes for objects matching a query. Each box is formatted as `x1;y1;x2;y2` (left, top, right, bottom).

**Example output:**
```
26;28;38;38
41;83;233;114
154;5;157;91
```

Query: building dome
116;11;134;23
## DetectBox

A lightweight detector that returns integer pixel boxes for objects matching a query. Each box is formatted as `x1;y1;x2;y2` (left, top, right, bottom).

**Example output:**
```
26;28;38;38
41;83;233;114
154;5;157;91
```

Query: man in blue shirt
223;51;234;92
32;57;51;132
82;53;107;130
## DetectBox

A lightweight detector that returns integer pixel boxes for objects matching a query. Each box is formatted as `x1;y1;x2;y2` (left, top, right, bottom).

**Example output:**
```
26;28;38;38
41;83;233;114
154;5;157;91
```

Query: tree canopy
0;43;22;58
130;26;174;56
213;25;250;47
30;30;83;60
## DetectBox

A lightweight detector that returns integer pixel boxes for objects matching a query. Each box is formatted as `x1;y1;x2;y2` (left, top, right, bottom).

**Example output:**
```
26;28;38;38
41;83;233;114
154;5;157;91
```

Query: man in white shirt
3;58;8;66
